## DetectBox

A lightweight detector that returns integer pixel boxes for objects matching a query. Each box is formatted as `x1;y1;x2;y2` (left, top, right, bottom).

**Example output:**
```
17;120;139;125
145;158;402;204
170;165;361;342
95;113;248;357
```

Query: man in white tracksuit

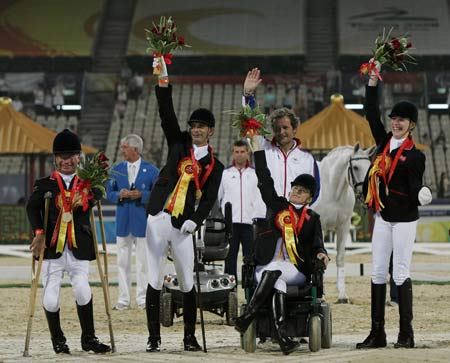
241;68;320;208
218;139;264;282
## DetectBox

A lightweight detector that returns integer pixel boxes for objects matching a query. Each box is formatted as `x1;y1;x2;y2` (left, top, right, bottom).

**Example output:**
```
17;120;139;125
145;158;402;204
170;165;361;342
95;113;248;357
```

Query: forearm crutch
90;206;116;353
23;191;52;357
97;201;109;285
192;230;207;353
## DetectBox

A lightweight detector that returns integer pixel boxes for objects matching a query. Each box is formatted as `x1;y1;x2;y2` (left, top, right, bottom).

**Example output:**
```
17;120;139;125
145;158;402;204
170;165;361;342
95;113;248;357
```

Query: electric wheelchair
159;202;238;326
239;256;332;353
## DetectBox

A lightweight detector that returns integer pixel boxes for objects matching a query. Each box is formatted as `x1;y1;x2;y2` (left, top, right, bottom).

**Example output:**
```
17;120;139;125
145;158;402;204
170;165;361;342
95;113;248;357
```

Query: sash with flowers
275;205;308;267
50;172;95;253
365;136;414;211
165;147;215;218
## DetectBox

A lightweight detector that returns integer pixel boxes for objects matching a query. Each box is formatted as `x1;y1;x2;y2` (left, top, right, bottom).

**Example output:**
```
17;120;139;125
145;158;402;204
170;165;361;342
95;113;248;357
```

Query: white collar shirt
59;172;75;189
193;144;208;160
128;158;141;185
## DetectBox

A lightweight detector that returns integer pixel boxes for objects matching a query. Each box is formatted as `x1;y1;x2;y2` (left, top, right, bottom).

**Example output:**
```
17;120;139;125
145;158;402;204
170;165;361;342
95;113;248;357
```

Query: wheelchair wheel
242;322;256;353
321;303;332;349
308;315;321;352
226;291;238;326
160;292;174;327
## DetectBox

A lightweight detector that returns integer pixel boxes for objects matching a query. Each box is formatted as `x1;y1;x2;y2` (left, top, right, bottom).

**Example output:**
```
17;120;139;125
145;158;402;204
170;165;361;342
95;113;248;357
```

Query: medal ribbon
165;146;217;217
165;165;194;218
50;171;78;252
275;205;307;267
190;146;215;200
365;135;414;211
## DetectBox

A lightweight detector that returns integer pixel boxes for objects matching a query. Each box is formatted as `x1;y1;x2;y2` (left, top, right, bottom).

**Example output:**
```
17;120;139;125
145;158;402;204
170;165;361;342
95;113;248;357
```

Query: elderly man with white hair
107;134;159;310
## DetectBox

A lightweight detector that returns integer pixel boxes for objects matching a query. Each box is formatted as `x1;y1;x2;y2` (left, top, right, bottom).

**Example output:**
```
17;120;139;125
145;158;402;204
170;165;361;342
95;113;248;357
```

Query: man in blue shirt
107;134;159;310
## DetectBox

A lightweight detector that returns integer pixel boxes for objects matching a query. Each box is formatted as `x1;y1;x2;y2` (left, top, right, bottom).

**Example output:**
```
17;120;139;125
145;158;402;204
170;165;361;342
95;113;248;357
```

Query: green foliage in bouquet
76;151;109;198
231;105;271;138
373;27;416;71
145;16;191;56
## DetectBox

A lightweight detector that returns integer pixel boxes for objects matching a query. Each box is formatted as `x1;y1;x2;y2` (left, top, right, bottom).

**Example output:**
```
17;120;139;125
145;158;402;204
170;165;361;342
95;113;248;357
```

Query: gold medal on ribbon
51;190;78;253
275;209;301;267
196;189;202;200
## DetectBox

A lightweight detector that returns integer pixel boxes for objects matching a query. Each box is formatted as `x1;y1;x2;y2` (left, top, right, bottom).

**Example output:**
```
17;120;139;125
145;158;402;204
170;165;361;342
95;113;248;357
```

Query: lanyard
288;204;308;235
190;145;215;192
53;171;79;213
380;135;413;186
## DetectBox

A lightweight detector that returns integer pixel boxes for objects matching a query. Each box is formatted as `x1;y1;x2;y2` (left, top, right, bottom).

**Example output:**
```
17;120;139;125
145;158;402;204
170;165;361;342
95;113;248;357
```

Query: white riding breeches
255;261;306;293
145;212;194;292
116;234;148;306
40;245;91;312
371;214;417;285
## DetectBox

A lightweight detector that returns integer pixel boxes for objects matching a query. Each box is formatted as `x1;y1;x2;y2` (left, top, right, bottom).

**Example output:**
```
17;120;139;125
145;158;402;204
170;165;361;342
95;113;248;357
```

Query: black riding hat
388;101;418;123
188;108;215;128
291;174;317;197
53;129;81;154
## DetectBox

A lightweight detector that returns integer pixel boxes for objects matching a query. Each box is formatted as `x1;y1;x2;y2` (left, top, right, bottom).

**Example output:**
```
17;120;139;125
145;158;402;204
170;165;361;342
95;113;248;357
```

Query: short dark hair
269;108;299;129
232;139;250;151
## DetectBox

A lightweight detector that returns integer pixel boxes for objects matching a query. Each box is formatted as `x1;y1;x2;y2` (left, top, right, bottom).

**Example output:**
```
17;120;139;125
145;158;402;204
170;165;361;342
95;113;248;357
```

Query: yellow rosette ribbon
365;154;391;212
165;157;202;218
51;191;77;253
275;209;301;267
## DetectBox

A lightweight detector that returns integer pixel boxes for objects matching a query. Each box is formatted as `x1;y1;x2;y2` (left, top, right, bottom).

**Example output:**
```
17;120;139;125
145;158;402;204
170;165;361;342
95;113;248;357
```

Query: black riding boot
356;282;387;349
146;284;161;352
183;287;201;351
76;298;111;353
272;291;299;355
234;270;282;334
394;278;414;348
44;308;70;354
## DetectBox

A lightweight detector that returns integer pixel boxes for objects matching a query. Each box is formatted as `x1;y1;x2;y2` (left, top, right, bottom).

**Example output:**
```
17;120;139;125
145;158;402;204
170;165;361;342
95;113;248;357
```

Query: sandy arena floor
1;252;450;362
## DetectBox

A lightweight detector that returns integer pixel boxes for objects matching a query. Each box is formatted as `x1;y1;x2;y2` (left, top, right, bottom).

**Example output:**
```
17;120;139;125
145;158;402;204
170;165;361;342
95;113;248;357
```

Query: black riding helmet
53;129;81;154
291;174;317;198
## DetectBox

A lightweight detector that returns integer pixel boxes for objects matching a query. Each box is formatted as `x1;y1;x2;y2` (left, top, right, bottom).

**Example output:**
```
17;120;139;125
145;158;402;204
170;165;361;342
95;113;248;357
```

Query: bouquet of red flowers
231;105;270;138
75;152;110;209
359;28;416;81
145;16;191;75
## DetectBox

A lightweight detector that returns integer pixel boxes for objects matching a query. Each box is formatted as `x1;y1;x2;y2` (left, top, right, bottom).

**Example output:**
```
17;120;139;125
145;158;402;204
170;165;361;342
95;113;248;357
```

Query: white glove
180;219;197;235
250;135;264;152
418;186;432;206
153;56;168;78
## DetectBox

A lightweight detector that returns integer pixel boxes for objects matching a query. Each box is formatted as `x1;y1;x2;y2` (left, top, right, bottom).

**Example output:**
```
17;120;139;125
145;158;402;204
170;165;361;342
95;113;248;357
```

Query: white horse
312;144;375;303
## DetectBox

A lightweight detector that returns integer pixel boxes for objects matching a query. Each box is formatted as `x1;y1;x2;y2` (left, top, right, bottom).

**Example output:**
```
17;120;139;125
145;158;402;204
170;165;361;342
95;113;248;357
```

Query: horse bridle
347;155;371;203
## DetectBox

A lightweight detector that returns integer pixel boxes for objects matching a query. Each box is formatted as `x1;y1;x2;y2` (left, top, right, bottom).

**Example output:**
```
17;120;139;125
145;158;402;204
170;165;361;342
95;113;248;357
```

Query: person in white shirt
242;68;321;214
218;139;264;282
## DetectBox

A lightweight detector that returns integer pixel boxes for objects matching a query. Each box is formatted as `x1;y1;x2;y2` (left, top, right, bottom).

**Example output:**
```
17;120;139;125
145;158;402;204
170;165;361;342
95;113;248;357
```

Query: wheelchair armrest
312;258;326;273
311;259;326;298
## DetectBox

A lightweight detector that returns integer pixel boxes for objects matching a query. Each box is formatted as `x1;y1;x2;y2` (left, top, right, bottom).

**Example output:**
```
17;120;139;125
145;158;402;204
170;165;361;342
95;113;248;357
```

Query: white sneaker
138;303;146;310
113;303;130;311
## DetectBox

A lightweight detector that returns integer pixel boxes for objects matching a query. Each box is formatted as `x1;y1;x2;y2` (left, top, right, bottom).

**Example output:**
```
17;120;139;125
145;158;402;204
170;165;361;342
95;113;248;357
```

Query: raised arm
364;59;387;144
153;56;182;148
242;67;262;109
252;136;287;211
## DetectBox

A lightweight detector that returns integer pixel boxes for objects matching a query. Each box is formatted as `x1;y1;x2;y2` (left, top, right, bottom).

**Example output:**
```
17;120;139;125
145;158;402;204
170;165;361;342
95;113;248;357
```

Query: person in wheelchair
234;135;330;355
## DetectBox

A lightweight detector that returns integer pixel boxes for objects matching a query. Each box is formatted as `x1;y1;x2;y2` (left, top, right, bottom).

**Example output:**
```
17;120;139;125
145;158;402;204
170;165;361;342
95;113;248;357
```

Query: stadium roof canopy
0;100;96;154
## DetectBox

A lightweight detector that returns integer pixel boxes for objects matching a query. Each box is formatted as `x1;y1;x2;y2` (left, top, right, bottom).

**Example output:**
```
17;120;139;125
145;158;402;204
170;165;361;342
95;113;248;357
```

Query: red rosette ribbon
75;180;93;212
359;60;382;81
